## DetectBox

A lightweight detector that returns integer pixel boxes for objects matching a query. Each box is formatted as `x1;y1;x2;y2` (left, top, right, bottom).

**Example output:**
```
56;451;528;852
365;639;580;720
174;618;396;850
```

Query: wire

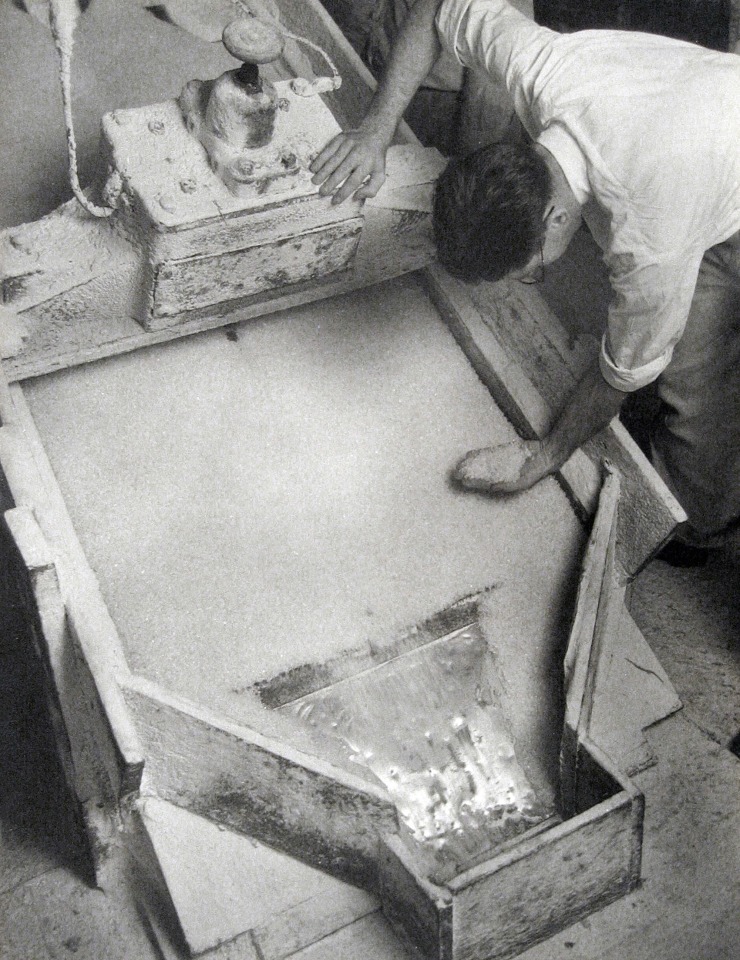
48;0;114;218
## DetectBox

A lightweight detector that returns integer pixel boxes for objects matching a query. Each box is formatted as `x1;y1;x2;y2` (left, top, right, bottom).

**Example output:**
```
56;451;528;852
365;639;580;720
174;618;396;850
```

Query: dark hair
433;141;552;283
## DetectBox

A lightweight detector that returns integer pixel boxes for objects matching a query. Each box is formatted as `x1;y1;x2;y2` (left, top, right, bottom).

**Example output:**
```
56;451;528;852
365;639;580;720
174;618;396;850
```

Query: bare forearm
361;0;444;144
541;359;627;472
454;360;627;495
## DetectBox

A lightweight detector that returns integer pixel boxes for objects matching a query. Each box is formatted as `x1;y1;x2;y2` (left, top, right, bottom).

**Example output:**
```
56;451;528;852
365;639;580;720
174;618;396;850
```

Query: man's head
433;141;580;283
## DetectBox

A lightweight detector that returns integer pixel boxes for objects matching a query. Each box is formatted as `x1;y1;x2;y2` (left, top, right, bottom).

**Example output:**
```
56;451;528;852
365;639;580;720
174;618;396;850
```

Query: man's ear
546;205;571;229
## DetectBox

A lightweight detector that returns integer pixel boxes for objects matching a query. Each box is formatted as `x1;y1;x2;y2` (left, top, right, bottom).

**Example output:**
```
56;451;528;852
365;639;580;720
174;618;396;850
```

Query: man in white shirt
311;0;740;560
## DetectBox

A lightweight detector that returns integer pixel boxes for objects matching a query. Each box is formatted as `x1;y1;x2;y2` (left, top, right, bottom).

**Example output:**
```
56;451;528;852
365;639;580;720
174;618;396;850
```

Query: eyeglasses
518;241;545;285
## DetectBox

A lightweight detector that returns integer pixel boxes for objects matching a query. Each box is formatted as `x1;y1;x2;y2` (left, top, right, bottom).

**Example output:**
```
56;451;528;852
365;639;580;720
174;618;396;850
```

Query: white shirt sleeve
435;0;548;78
599;250;705;392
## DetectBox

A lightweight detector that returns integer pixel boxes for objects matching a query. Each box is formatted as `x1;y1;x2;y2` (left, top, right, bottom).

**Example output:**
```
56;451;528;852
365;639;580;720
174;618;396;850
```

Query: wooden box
377;474;645;960
0;2;684;958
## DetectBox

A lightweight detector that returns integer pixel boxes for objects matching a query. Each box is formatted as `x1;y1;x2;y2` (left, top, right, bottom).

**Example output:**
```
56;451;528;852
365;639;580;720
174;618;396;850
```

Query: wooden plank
150;218;363;323
122;674;397;891
556;460;680;780
255;595;479;708
2;507;77;796
3;384;130;676
1;506;137;879
422;266;685;576
572;472;621;742
140;191;364;266
1;169;439;383
6;511;143;799
275;0;380;132
574;737;644;884
585;420;686;575
423;265;602;518
460;269;687;573
448;789;640;960
560;470;619;815
0;200;136;315
586;588;681;778
459;274;596;413
380;834;453;960
1;234;425;383
0;376;145;796
275;0;421;149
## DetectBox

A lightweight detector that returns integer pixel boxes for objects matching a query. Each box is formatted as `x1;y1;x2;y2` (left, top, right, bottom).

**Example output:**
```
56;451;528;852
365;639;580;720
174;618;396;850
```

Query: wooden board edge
121;671;392;806
560;470;620;814
577;735;644;888
585;419;686;576
0;379;145;795
421;267;685;576
255;594;480;708
380;833;453;960
447;781;639;896
123;675;398;890
3;219;435;384
277;0;420;149
1;504;143;887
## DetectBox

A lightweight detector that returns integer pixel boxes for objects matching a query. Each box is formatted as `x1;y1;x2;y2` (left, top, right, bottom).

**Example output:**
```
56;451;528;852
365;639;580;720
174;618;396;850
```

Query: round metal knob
222;17;285;65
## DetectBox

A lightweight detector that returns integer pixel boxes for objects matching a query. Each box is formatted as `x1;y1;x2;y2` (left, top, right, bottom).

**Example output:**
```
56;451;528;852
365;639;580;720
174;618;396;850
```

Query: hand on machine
309;0;444;204
310;127;389;205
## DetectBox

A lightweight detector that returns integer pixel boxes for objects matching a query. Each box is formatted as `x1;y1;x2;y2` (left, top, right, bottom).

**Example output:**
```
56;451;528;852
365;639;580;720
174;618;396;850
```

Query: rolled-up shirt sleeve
599;250;704;392
435;0;546;75
435;0;484;64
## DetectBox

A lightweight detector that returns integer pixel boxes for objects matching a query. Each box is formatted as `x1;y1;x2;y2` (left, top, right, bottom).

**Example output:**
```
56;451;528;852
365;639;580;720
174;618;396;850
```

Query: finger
332;168;382;203
453;445;526;490
318;155;367;197
331;168;367;204
312;139;358;184
315;146;360;192
356;168;386;200
452;451;490;488
453;464;515;495
454;469;496;492
309;136;345;175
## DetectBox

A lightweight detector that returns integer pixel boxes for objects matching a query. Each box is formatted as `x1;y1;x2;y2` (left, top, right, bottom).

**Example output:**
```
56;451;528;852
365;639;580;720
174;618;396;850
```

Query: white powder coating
103;85;345;230
23;276;585;723
455;441;532;489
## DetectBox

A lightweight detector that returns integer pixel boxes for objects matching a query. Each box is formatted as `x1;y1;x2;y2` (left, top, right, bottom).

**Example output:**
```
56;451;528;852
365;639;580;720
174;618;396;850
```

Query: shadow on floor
0;557;90;897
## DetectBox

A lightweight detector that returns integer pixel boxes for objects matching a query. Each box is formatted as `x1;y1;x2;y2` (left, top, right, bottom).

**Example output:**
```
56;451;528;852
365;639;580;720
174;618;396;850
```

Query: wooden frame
0;1;683;956
376;473;645;960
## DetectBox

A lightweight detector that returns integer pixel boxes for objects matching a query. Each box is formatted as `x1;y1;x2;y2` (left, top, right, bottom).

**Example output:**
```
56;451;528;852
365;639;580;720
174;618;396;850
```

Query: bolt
158;193;177;212
232;157;256;182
